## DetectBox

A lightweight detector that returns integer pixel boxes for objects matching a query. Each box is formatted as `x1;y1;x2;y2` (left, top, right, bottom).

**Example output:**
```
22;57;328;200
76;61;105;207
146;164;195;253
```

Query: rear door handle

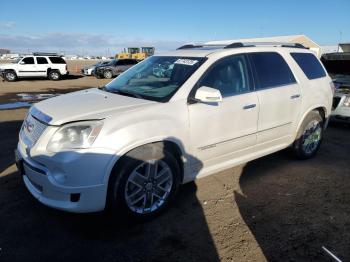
243;104;256;110
291;94;301;99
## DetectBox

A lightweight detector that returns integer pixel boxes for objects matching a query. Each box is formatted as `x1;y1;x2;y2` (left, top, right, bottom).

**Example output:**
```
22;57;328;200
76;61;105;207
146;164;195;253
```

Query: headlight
343;97;350;107
47;121;103;152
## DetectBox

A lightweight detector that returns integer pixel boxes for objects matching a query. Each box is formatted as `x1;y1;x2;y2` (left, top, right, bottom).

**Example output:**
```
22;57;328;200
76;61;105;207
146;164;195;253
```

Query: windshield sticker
174;59;199;66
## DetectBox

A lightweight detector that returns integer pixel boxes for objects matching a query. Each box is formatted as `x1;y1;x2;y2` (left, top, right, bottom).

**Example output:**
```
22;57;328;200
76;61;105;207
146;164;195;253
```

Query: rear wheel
48;70;61;81
107;144;180;219
4;70;17;82
292;111;323;159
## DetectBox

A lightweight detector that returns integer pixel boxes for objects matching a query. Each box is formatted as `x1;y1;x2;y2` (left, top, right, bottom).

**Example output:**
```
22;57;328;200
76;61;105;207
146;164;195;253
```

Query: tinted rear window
291;52;326;79
249;52;296;89
36;57;48;64
48;57;66;64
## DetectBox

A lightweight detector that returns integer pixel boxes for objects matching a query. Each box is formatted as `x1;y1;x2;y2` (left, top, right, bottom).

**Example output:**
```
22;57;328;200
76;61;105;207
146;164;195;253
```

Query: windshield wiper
110;89;143;99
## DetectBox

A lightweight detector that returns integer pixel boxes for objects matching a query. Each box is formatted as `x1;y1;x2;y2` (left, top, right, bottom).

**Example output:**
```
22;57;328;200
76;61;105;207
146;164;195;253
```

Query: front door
188;54;259;172
17;57;36;77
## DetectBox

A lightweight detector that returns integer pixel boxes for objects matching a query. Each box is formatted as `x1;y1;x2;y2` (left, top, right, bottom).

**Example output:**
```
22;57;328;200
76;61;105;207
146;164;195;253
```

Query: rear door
249;52;301;145
35;57;49;77
116;59;137;74
188;54;259;170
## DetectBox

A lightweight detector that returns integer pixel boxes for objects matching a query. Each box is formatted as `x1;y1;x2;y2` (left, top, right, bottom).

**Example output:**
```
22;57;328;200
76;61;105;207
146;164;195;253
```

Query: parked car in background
92;58;138;79
81;61;111;76
331;74;350;122
15;42;332;219
321;52;350;122
0;53;68;81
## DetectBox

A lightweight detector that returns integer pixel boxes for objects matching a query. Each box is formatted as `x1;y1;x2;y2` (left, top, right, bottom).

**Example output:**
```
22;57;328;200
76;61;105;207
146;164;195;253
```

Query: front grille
20;113;48;147
332;97;341;110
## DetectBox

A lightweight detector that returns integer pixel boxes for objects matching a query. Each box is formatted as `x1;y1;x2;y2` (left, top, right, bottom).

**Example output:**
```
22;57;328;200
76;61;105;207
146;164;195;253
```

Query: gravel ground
0;64;349;261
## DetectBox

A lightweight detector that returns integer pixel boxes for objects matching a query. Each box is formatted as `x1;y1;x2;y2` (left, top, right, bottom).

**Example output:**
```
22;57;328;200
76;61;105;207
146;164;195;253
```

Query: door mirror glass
194;86;222;103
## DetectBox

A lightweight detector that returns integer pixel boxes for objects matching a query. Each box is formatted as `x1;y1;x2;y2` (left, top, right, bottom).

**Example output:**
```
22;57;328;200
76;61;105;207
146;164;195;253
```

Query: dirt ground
0;62;349;261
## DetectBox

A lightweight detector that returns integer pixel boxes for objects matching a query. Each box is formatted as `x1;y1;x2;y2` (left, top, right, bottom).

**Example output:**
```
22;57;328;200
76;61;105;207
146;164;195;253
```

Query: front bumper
15;148;109;213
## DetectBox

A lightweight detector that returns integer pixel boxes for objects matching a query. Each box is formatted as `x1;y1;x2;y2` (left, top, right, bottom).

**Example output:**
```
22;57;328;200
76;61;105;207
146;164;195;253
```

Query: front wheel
292;111;324;159
107;144;180;219
4;70;17;82
103;70;113;79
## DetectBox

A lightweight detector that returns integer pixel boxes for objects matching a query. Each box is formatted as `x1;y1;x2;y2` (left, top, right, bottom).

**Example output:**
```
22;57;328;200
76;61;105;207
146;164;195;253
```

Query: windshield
104;56;206;102
12;57;22;63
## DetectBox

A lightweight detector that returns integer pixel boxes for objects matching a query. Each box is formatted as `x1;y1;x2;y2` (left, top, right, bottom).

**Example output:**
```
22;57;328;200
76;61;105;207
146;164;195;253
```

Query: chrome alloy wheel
5;72;15;81
104;71;112;79
302;120;322;155
50;72;59;80
125;160;173;214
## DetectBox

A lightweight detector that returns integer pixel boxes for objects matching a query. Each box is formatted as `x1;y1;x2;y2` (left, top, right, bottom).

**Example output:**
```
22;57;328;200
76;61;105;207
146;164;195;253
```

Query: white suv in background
0;53;68;81
15;42;333;219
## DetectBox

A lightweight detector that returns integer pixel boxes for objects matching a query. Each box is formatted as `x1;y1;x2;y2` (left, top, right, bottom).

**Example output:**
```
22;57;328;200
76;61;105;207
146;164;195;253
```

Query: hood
0;63;14;69
33;88;156;125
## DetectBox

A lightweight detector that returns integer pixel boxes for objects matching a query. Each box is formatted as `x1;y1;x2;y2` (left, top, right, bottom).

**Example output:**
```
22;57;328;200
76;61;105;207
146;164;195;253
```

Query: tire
292;111;324;159
103;70;113;79
107;143;181;220
3;70;17;82
48;70;61;81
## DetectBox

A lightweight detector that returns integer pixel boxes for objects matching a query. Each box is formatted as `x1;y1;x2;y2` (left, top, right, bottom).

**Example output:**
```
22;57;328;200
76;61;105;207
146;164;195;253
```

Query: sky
0;0;349;56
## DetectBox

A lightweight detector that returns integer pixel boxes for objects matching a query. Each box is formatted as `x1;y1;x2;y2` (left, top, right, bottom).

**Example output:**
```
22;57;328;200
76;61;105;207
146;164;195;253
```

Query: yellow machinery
117;47;140;59
132;47;155;60
117;47;155;60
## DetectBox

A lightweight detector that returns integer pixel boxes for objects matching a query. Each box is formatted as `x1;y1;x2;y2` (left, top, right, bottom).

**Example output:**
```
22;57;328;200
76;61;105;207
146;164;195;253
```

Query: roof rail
223;42;307;49
176;42;308;50
176;44;203;50
32;52;61;56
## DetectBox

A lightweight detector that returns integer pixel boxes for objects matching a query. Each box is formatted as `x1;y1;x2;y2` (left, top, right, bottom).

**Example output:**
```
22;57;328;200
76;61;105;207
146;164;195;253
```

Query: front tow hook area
14;149;24;175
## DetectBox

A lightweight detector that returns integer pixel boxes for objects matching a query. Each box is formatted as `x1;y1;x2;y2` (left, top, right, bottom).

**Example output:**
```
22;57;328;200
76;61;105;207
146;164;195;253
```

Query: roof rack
177;42;308;50
32;52;61;56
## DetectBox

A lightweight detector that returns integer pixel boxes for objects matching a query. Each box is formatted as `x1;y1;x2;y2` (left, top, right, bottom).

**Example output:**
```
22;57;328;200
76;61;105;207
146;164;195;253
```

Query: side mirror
194;86;222;103
19;61;25;65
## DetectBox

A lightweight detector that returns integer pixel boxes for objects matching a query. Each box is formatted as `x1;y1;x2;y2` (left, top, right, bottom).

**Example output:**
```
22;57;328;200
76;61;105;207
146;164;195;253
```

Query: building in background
206;35;322;57
0;49;11;55
339;43;350;52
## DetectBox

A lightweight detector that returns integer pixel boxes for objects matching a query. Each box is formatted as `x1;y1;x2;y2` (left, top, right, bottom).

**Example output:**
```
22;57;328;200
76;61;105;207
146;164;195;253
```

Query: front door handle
243;104;256;110
291;94;301;99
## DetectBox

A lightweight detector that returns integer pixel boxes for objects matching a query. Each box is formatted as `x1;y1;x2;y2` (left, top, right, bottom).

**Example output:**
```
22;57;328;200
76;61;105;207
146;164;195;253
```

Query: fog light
70;193;81;202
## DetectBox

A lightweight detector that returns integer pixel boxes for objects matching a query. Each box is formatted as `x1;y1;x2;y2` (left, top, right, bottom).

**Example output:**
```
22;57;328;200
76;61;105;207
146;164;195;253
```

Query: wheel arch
105;139;186;187
295;105;328;140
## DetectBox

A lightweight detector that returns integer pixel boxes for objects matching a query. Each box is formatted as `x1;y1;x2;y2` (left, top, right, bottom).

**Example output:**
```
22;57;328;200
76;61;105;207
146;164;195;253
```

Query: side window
21;57;34;64
290;52;326;80
36;57;48;64
117;60;126;66
249;52;296;89
199;55;252;97
48;57;66;64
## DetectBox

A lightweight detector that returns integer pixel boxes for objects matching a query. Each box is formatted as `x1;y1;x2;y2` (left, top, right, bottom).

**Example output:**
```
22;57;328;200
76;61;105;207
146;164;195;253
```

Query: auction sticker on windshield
174;59;199;66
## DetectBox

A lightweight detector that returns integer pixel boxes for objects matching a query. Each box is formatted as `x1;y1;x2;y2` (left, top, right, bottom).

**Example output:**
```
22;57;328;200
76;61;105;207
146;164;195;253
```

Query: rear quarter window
290;52;326;80
249;52;296;89
48;57;66;64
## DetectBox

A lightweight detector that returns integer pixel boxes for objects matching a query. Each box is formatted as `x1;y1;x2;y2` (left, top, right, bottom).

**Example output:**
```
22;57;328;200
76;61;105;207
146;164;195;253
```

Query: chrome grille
20;113;47;147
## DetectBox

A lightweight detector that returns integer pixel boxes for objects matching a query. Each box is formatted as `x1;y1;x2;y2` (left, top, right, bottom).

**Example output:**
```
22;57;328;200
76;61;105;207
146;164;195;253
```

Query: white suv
0;53;68;81
15;42;333;218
